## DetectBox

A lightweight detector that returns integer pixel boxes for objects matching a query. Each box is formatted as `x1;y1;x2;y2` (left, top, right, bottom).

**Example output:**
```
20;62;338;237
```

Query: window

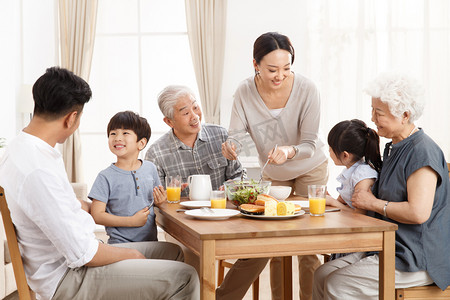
81;0;198;188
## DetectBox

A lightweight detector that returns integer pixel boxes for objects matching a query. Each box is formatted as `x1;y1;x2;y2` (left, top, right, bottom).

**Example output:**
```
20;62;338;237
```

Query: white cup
188;174;212;201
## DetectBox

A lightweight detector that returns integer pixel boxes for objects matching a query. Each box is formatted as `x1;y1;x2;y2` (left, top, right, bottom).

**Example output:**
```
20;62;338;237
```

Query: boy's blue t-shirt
89;160;160;244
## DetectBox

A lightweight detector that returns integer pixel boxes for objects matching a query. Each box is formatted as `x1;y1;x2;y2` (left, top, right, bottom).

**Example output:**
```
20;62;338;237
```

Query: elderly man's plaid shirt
145;124;243;197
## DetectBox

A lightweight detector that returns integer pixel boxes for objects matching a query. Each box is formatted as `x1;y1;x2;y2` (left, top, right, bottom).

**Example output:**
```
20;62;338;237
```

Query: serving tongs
227;137;246;181
259;144;277;183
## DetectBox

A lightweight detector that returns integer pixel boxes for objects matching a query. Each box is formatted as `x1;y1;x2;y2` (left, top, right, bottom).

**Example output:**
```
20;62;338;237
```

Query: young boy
89;111;166;244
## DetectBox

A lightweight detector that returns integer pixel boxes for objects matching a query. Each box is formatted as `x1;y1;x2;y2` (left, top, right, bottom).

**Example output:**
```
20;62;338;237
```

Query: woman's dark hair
107;111;151;147
328;119;382;172
253;32;295;65
32;66;92;120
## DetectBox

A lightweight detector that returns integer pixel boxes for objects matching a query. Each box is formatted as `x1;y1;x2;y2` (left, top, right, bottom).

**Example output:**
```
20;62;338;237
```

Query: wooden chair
0;186;35;300
217;259;259;300
396;284;450;299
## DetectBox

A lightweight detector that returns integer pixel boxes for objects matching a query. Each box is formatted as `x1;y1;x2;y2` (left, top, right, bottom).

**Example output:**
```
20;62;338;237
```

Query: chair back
0;186;34;300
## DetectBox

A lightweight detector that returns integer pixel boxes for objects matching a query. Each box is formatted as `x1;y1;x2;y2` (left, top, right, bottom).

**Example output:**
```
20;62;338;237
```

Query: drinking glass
166;175;181;204
210;190;226;209
226;137;242;157
308;185;327;216
226;137;246;181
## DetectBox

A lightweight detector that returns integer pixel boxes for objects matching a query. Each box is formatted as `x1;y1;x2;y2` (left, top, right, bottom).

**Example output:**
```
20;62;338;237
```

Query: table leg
200;240;216;300
282;256;293;300
379;231;396;300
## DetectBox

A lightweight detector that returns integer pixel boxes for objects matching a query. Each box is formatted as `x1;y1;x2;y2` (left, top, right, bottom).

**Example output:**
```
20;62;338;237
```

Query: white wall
0;0;19;142
221;0;308;129
0;0;57;144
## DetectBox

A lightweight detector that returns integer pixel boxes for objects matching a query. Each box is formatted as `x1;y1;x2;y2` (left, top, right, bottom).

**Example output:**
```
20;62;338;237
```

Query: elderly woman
312;72;450;300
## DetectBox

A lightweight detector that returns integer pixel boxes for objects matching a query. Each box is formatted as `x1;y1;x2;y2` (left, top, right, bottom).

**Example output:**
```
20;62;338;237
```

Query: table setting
167;174;342;221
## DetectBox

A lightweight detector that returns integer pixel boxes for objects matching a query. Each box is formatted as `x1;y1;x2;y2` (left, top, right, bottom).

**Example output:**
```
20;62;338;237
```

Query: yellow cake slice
277;201;295;216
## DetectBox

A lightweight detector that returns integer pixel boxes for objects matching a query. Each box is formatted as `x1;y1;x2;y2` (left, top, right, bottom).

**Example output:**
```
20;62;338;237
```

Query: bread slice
239;204;264;215
255;194;278;206
264;200;278;216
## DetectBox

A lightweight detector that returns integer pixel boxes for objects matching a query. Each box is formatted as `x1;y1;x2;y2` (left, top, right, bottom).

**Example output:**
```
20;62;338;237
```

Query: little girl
327;119;382;214
327;119;382;260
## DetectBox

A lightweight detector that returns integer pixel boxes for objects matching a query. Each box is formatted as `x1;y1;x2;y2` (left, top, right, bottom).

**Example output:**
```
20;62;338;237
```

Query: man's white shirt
0;132;98;300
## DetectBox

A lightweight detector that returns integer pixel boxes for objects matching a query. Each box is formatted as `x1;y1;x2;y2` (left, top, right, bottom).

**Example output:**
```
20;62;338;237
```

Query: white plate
286;200;309;208
179;201;211;208
185;208;240;220
240;210;305;220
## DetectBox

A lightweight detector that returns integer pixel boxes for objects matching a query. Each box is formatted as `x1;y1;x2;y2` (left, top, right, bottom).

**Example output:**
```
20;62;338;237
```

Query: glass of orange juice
308;185;326;216
166;175;181;204
210;190;226;209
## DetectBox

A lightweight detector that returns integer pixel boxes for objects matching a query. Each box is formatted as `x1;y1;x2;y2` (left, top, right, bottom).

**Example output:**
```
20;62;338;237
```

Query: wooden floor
2;257;301;300
241;256;301;300
3;292;18;300
2;231;304;300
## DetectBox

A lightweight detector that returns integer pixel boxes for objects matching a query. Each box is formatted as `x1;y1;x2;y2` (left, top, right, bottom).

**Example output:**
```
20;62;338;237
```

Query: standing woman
312;72;450;299
222;32;328;300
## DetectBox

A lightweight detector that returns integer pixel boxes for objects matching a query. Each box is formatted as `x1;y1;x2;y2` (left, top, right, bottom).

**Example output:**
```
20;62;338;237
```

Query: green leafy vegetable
225;180;271;206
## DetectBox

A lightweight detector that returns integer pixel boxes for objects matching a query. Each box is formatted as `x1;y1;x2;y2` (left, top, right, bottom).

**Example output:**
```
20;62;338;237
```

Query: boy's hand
130;207;150;227
153;185;167;206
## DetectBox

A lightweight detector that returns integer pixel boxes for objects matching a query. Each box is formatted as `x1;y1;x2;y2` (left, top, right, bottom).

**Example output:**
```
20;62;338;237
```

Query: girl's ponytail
365;128;382;172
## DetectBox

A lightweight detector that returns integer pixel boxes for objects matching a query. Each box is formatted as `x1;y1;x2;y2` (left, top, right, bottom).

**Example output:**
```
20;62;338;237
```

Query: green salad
225;180;270;205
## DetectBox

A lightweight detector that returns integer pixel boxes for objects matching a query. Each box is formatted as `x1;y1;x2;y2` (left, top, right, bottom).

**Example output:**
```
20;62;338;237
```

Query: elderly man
146;85;269;300
0;68;199;300
145;85;243;195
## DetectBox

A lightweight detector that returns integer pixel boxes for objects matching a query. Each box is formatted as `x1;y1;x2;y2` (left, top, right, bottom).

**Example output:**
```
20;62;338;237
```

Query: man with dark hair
32;66;92;119
0;67;199;300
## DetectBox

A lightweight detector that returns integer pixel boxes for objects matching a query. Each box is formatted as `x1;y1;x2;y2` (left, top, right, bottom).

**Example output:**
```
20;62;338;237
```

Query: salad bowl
224;180;271;207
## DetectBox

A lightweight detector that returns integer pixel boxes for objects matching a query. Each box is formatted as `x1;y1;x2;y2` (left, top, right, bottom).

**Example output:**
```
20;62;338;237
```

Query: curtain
185;0;227;124
300;0;450;191
59;0;98;182
293;0;450;159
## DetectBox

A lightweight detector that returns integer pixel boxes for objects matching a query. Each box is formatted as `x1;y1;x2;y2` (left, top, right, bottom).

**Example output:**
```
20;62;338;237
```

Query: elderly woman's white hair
364;72;425;123
157;85;197;119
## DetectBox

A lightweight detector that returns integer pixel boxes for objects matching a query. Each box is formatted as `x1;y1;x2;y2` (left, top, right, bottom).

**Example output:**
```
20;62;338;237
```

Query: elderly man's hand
222;141;238;160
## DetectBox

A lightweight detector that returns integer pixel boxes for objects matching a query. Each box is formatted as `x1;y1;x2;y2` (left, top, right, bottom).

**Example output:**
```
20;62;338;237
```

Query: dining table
155;196;398;300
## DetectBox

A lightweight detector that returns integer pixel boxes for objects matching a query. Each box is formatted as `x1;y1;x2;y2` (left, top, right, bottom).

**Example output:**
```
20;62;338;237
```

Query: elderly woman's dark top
374;129;450;290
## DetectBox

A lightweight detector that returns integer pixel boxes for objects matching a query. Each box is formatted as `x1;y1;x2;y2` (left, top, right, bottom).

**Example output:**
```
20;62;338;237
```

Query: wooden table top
156;198;398;241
